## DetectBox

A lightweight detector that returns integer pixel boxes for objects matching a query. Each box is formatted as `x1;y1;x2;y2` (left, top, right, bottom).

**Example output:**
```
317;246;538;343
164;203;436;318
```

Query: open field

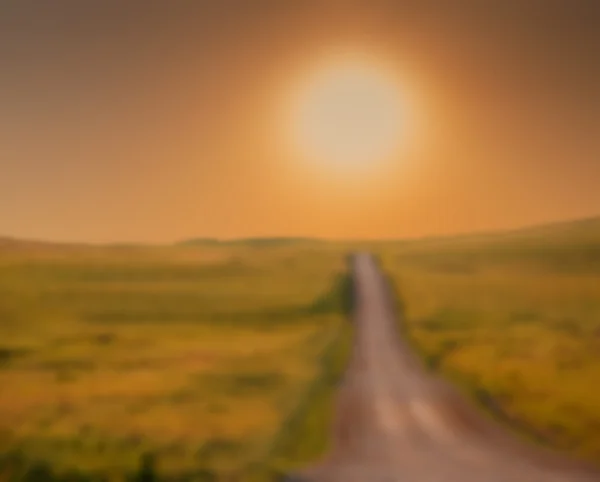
0;242;351;480
1;216;599;479
377;216;600;464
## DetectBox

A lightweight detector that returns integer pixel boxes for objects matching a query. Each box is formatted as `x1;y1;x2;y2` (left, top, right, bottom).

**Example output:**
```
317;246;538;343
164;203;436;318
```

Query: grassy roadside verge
242;321;353;482
242;273;354;482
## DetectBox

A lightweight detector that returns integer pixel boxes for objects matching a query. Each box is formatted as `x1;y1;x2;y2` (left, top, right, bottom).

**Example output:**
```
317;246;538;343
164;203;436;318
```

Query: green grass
0;243;352;481
377;216;600;464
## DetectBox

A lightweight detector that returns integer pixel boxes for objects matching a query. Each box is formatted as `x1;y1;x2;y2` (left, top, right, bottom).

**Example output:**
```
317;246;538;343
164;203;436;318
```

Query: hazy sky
1;1;599;243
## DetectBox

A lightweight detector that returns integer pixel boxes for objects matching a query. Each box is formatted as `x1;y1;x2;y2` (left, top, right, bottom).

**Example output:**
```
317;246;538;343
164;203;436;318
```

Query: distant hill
392;215;600;251
178;237;325;247
391;215;600;273
176;237;223;246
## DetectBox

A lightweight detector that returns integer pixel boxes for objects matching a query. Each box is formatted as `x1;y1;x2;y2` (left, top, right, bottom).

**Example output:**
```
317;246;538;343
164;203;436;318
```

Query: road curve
285;252;600;482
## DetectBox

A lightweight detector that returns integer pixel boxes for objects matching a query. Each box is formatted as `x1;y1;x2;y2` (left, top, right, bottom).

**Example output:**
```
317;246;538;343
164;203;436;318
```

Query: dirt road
285;253;599;482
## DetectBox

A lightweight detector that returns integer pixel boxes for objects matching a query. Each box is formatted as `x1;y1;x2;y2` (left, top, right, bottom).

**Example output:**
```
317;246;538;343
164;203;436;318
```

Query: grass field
0;241;352;481
377;216;600;463
1;216;600;479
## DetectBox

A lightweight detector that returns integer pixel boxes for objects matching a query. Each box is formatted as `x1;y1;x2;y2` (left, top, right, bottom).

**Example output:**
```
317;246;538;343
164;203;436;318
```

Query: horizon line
1;213;598;248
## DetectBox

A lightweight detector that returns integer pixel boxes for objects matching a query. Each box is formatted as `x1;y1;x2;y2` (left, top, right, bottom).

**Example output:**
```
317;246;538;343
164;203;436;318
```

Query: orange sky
1;1;599;243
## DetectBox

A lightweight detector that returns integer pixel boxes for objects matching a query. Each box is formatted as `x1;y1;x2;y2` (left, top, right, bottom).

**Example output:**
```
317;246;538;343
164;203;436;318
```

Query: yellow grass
0;242;348;479
377;222;600;463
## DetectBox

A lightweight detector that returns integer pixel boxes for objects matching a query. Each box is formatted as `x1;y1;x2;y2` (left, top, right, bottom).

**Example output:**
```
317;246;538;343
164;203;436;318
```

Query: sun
289;58;406;171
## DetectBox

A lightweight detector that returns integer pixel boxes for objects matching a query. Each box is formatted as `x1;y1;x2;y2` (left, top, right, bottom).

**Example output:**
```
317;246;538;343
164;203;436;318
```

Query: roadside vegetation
378;216;600;464
0;242;352;481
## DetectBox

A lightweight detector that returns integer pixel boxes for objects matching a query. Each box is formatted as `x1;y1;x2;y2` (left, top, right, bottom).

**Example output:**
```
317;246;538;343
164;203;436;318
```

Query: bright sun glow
290;59;406;170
